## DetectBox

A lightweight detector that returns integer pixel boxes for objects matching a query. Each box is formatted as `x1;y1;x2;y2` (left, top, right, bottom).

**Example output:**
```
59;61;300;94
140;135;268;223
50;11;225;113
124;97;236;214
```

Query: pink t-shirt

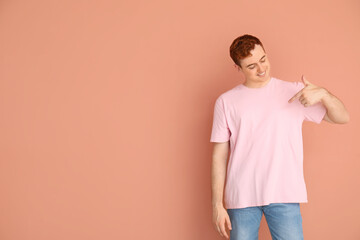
210;76;327;209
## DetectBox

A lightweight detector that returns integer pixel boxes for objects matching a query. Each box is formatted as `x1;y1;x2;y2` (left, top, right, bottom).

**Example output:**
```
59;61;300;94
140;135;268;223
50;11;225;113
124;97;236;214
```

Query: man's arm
323;112;336;123
211;141;230;208
321;88;350;124
288;75;350;124
211;141;232;238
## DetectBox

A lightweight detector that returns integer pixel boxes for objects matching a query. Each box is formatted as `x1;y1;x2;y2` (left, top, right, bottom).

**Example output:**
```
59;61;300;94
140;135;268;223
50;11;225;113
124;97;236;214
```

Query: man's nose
257;65;265;73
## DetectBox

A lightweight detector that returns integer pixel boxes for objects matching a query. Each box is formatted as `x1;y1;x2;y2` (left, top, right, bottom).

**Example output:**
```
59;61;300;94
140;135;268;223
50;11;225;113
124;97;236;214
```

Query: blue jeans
227;203;304;240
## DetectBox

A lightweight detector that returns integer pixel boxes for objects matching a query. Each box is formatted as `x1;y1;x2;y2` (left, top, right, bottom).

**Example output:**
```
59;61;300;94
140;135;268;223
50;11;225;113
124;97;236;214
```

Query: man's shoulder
215;85;240;102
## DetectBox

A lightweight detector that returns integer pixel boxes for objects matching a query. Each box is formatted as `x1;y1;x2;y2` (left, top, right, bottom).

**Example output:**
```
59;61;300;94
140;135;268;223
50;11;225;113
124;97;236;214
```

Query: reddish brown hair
229;34;266;68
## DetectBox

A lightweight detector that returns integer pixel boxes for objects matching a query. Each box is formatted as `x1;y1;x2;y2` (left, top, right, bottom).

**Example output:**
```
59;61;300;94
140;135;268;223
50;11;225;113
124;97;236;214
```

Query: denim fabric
227;203;304;240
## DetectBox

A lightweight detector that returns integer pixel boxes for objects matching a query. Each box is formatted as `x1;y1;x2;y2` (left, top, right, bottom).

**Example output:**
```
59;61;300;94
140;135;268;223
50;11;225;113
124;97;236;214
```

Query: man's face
237;44;271;86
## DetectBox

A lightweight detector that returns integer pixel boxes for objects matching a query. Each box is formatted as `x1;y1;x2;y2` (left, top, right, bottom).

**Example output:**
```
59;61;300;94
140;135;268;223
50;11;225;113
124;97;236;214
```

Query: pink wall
0;0;359;239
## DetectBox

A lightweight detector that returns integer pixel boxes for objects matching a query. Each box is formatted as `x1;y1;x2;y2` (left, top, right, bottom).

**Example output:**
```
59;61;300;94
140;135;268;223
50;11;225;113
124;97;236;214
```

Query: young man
210;34;349;240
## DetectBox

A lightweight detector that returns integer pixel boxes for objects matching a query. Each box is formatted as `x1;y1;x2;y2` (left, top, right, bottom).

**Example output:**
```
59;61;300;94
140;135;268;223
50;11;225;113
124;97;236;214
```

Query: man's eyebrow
246;55;266;67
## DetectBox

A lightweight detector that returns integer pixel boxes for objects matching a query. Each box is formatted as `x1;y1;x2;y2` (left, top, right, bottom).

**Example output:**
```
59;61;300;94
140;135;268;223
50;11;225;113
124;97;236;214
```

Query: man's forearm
211;157;227;208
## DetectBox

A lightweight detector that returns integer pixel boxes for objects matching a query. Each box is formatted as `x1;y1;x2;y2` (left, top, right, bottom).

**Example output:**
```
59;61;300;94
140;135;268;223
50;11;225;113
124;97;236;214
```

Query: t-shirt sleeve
210;97;231;142
295;81;327;124
303;102;327;124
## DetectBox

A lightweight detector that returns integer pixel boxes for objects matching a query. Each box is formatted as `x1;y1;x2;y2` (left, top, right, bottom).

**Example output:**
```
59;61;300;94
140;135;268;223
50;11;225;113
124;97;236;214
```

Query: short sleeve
295;81;327;124
303;101;327;124
210;97;231;142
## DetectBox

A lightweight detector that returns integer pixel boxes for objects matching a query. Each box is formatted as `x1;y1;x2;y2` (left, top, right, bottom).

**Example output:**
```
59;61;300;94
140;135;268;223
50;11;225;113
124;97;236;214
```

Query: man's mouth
257;70;266;76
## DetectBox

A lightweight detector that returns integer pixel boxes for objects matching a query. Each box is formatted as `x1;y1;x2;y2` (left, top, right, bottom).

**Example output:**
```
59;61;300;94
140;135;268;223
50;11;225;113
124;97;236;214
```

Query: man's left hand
288;75;327;107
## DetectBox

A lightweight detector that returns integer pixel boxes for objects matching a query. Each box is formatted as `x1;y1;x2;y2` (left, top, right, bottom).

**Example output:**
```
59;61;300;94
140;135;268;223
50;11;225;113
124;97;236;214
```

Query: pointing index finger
288;88;303;103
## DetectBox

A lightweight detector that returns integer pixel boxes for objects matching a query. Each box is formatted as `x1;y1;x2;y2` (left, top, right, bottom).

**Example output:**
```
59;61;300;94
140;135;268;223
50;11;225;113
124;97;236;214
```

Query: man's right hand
212;204;232;239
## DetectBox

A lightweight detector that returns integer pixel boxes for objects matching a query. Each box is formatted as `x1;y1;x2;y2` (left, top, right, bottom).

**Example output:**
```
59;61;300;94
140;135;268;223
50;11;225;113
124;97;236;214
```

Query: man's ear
234;63;242;72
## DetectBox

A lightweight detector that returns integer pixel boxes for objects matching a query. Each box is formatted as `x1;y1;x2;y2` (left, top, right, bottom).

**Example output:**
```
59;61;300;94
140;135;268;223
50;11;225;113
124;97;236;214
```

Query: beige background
0;0;359;239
